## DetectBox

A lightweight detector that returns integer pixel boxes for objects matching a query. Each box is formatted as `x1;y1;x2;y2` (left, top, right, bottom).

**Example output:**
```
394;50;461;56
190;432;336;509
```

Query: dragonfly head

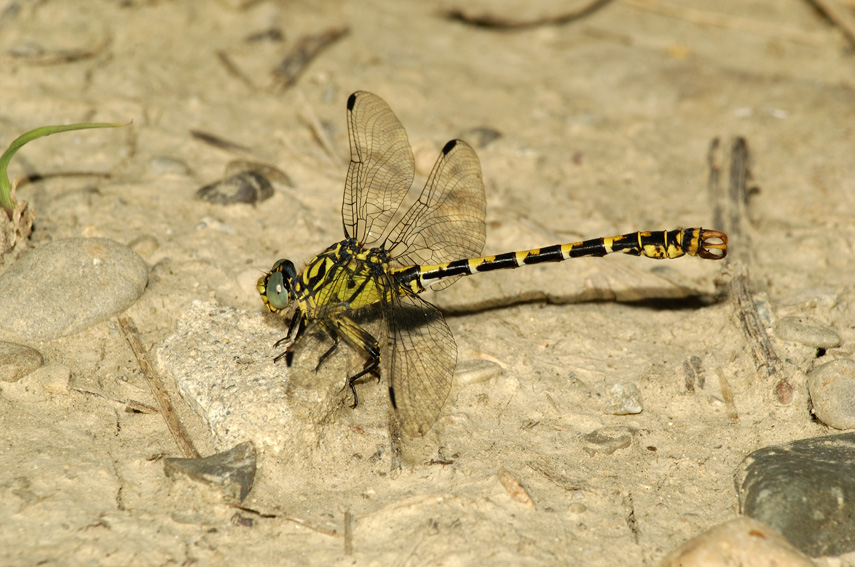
258;259;297;313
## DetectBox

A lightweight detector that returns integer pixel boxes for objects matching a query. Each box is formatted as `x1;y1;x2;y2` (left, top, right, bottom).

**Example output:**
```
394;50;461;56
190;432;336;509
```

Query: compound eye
265;270;291;310
259;259;297;312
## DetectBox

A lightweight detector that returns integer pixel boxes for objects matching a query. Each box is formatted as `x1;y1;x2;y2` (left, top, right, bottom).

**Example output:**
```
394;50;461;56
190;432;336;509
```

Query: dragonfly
258;91;727;437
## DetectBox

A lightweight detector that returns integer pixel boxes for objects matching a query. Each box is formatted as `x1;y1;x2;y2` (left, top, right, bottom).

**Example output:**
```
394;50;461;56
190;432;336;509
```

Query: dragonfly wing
386;139;486;290
383;290;457;437
342;91;415;244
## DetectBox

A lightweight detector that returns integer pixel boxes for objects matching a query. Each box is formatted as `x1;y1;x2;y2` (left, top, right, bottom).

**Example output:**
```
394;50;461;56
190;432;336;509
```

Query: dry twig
803;0;855;48
709;138;785;389
446;0;614;30
118;316;200;458
623;0;828;45
272;27;349;90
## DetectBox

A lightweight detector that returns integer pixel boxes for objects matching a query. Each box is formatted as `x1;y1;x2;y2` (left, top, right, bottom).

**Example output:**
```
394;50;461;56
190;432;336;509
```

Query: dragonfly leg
316;330;341;371
274;310;306;366
346;357;381;409
330;313;381;408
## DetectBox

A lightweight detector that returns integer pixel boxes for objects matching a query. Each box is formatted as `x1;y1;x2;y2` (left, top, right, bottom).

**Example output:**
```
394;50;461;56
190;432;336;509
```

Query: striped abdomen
394;228;727;293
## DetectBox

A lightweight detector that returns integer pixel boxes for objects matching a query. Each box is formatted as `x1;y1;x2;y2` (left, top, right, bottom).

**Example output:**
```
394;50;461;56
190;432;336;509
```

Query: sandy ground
2;0;854;565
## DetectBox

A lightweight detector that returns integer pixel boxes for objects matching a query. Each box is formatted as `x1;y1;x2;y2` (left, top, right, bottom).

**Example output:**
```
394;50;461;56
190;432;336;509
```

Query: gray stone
0;238;149;340
735;432;855;557
0;342;43;382
582;426;634;456
602;381;643;415
807;359;855;430
164;441;257;504
775;316;840;349
196;171;273;205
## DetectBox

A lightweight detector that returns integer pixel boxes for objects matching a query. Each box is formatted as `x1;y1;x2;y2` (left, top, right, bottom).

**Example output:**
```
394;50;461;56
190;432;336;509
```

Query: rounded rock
807;358;855;429
0;342;44;382
0;238;149;340
775;316;840;349
658;517;814;567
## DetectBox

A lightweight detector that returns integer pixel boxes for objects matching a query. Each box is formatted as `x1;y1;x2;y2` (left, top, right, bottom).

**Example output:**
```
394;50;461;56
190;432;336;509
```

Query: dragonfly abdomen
397;228;726;292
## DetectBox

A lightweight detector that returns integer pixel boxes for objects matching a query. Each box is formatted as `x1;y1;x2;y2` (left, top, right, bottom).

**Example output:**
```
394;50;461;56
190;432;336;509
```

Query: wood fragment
803;0;855;48
344;509;353;555
5;36;111;65
729;263;782;379
446;0;614;30
236;506;340;537
709;138;782;381
216;50;257;90
498;468;536;509
190;130;251;153
623;0;828;46
118;316;200;458
68;385;158;414
272;27;349;90
297;89;345;169
715;368;739;423
624;492;640;544
526;459;585;491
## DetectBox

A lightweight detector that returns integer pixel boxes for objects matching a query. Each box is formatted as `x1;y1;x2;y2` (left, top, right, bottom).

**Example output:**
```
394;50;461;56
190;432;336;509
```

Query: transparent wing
342;91;415;244
385;139;486;290
382;288;457;437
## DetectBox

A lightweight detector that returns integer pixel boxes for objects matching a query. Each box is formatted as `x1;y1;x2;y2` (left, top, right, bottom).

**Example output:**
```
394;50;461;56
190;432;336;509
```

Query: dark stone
196;171;273;205
164;441;257;503
735;432;855;557
582;426;634;456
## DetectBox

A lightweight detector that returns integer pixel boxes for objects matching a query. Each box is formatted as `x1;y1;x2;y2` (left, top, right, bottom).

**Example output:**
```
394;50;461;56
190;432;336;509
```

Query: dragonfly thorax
293;239;394;316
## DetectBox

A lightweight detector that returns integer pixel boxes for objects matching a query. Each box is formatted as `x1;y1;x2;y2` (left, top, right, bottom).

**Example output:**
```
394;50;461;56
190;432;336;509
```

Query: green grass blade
1;122;128;216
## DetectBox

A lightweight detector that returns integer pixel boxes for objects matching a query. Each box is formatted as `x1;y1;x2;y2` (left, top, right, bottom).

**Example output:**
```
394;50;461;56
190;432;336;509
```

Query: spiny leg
315;331;341;372
330;313;382;409
345;356;381;409
274;311;306;365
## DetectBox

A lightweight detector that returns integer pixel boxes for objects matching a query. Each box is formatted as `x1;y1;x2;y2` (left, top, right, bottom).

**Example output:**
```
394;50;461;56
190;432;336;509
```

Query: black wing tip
347;92;359;110
442;139;459;154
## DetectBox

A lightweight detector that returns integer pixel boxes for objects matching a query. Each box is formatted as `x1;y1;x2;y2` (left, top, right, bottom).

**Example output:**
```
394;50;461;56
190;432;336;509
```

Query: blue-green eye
259;259;297;312
265;271;290;310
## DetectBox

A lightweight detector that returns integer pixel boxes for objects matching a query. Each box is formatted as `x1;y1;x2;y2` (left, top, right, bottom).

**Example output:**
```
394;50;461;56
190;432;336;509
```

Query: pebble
807;359;855;429
455;358;503;386
0;341;43;382
225;160;294;188
164;441;257;504
457;126;502;149
33;364;71;394
128;235;160;259
602;381;643;415
0;364;69;403
0;238;149;340
735;432;855;557
147;155;191;176
775;316;840;349
196;171;273;205
582;426;634;456
658;517;815;567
